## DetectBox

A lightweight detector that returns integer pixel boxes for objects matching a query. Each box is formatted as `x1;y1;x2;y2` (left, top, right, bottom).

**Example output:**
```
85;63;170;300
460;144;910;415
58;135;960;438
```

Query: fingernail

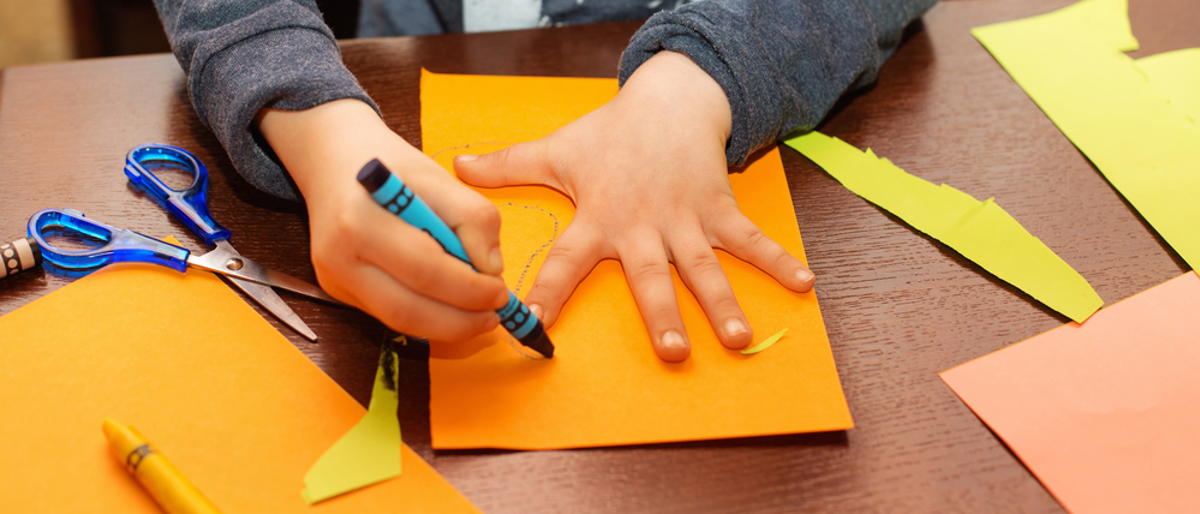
488;247;504;273
529;303;544;320
723;318;748;339
657;330;690;362
660;330;687;350
456;154;479;163
796;268;815;286
495;290;512;309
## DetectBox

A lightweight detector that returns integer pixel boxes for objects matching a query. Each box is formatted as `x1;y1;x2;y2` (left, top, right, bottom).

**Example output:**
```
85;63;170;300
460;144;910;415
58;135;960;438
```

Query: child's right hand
257;99;511;342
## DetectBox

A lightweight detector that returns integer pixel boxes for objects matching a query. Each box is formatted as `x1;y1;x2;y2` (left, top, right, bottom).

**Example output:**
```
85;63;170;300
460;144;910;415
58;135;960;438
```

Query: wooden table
2;0;1196;511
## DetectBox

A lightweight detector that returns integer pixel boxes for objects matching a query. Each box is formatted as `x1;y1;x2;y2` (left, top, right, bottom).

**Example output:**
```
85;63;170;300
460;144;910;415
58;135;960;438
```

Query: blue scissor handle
27;208;190;273
124;144;231;246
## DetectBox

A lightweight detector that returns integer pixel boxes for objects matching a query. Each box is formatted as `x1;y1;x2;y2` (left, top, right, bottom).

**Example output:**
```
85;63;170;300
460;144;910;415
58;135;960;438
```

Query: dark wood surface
2;1;1197;512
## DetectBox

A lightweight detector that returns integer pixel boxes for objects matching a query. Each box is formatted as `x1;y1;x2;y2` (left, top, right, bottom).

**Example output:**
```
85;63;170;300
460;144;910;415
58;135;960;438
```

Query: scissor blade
223;274;318;341
186;242;344;305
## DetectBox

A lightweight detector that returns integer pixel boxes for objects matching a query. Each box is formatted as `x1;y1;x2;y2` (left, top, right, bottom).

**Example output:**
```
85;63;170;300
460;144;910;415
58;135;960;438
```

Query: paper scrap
740;329;788;355
972;0;1200;270
422;70;852;450
941;272;1200;513
1135;48;1200;123
0;259;480;512
783;131;1103;323
302;341;403;504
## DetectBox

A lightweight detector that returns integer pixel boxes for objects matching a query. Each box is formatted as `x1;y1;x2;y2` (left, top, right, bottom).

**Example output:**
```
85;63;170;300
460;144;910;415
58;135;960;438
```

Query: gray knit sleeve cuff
191;26;378;201
619;10;761;166
619;0;930;167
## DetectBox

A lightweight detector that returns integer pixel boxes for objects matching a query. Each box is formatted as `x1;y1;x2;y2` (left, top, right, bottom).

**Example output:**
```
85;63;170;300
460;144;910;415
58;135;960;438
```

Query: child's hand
258;99;511;341
454;51;815;362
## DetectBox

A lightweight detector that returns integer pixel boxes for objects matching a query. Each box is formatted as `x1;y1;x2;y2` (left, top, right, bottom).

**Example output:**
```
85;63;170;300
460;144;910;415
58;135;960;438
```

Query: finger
356;201;511;311
341;259;501;342
522;218;608;327
670;229;752;350
453;139;563;191
713;213;815;292
618;233;690;362
399;165;507;276
450;200;505;275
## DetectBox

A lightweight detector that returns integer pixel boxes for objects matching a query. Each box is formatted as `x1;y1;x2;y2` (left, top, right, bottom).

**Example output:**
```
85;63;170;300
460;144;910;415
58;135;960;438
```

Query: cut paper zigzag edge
783;131;1103;323
972;0;1200;271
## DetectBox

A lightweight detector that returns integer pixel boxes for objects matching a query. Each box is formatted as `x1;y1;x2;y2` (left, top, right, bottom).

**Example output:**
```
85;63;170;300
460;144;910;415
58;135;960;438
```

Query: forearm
153;0;377;200
620;0;937;165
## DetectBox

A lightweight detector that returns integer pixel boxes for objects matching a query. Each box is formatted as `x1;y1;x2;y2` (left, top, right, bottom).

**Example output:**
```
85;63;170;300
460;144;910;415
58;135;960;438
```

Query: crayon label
125;444;155;471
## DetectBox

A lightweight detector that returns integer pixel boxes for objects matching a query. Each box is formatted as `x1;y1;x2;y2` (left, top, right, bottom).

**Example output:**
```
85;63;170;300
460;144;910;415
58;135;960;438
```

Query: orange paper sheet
422;70;853;450
941;272;1200;513
0;261;479;513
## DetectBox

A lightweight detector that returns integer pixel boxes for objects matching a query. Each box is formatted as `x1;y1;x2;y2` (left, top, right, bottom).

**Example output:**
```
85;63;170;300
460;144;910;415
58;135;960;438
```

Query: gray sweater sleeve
619;0;936;166
154;0;378;201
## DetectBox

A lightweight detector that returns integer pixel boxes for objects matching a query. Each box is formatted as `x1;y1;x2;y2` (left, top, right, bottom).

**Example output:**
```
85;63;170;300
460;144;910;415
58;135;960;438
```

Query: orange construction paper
941;272;1200;513
0;259;480;512
421;70;853;450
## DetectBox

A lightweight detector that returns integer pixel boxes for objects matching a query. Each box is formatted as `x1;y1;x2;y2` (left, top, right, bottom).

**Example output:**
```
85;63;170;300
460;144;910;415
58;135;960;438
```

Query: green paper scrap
1136;48;1200;123
784;131;1103;323
302;342;403;504
741;329;788;355
972;0;1200;270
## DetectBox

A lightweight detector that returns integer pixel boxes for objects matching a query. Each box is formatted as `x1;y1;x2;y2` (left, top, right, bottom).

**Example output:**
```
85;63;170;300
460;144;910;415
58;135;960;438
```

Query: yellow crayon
102;418;222;514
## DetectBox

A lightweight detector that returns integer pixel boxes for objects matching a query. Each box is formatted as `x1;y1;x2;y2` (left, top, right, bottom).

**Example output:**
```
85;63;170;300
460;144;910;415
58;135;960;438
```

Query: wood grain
1;1;1196;511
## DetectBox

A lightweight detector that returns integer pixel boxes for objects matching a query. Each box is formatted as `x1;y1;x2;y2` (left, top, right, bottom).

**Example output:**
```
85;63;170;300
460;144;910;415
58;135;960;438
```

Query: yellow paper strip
740;329;788;355
302;342;403;504
784;131;1103;323
972;0;1200;270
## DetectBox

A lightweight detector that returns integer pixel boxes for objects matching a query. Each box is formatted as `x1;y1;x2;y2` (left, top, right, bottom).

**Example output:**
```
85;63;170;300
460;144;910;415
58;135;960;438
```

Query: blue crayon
356;159;555;358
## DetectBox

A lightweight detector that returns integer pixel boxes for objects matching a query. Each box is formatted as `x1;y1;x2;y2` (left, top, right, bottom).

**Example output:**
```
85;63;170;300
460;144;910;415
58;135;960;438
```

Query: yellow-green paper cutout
783;131;1103;323
302;342;403;504
1136;48;1200;124
972;0;1200;271
741;329;788;355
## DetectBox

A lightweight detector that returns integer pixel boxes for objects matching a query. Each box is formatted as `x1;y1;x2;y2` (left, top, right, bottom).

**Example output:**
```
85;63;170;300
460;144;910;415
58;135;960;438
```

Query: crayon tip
523;330;555;359
101;417;121;440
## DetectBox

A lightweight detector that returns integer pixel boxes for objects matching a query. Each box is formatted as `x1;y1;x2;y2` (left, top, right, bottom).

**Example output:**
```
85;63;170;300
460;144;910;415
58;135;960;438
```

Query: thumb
454;140;562;190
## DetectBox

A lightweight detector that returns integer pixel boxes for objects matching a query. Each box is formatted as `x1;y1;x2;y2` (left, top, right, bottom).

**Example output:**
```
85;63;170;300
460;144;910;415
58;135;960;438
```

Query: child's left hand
454;51;815;362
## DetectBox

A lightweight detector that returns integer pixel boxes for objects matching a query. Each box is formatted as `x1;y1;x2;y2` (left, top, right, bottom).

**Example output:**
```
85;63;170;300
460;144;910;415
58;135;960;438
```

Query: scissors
123;143;336;340
26;144;336;341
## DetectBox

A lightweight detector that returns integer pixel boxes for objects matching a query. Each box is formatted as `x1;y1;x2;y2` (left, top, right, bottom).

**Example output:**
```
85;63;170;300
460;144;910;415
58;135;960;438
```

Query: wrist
256;99;407;205
620;51;733;144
